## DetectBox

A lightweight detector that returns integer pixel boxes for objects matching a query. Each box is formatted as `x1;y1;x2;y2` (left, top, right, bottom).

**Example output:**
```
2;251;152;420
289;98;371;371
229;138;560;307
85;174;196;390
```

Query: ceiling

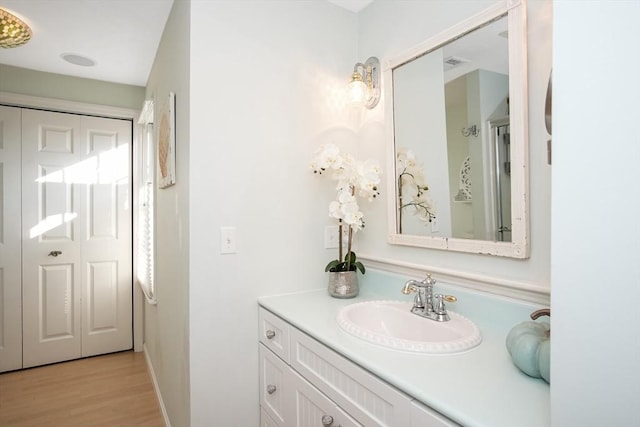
0;0;174;87
0;0;372;88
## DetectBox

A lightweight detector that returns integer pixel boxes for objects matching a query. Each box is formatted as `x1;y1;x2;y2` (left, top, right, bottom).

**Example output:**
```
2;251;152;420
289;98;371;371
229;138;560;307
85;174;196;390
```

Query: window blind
137;102;156;304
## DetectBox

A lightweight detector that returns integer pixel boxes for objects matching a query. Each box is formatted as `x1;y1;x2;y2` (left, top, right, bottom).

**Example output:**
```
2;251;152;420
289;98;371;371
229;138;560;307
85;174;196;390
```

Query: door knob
321;415;334;426
48;250;62;257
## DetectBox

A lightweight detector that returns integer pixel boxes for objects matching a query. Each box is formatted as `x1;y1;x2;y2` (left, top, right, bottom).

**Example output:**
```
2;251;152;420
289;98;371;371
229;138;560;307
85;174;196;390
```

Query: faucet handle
401;284;416;295
402;284;425;307
442;294;457;303
434;294;457;314
401;279;421;295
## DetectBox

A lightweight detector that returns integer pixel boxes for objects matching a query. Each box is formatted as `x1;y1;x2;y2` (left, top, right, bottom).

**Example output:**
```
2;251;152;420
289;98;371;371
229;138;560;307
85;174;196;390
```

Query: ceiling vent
443;56;470;70
61;53;96;67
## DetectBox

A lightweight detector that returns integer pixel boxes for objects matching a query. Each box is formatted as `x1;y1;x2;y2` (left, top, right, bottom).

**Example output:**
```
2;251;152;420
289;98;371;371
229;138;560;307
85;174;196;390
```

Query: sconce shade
0;8;32;48
348;72;367;105
349;57;380;109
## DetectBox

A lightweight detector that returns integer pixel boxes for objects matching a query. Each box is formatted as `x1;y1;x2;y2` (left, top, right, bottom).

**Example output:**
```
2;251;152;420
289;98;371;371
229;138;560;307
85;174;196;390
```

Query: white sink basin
337;300;482;354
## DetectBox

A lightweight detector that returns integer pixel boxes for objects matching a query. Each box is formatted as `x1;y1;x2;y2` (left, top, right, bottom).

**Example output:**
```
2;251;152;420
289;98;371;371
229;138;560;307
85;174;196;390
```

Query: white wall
144;1;191;426
551;1;640;424
356;0;552;291
188;2;356;425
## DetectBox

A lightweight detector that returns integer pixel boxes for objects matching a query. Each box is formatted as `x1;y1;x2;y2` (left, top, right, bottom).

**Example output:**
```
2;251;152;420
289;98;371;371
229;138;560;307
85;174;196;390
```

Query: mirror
385;0;529;258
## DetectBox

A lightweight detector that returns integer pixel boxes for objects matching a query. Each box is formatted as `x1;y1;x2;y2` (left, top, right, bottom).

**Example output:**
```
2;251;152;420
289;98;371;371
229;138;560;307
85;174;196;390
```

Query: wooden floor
0;351;165;427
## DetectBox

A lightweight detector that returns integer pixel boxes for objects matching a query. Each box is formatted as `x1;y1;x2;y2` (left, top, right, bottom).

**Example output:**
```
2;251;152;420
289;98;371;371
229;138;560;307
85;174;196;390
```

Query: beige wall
143;0;191;426
0;64;144;109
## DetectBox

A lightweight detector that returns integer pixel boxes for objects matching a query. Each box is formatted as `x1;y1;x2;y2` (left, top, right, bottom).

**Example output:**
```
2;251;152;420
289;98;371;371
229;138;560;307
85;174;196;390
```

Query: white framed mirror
385;0;529;258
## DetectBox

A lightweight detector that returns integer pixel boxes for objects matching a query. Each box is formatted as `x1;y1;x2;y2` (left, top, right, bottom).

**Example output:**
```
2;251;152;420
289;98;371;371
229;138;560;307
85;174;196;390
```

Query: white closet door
22;109;84;368
79;115;132;357
21;109;132;368
0;106;23;373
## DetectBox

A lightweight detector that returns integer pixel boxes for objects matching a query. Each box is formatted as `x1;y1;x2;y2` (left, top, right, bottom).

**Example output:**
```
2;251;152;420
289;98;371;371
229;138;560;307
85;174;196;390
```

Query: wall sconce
348;57;380;109
461;125;479;137
0;8;32;48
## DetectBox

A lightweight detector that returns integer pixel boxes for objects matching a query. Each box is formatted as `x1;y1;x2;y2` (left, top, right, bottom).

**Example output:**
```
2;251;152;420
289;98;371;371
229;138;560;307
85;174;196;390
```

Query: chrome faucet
401;274;457;322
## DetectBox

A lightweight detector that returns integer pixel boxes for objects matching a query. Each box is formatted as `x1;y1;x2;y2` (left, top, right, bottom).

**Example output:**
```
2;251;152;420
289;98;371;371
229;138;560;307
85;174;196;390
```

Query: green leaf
326;254;366;273
344;251;357;263
325;260;339;272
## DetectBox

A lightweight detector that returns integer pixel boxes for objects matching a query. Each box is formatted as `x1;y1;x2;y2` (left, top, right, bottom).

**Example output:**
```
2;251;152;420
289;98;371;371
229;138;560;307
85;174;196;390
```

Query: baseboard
143;344;172;427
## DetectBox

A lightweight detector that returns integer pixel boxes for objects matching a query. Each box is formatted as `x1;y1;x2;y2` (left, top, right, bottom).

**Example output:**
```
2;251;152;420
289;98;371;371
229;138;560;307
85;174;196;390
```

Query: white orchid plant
396;147;436;233
310;143;381;274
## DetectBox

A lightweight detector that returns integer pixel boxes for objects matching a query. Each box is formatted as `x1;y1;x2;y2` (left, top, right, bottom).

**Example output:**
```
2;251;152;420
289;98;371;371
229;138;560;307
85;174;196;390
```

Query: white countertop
258;271;550;427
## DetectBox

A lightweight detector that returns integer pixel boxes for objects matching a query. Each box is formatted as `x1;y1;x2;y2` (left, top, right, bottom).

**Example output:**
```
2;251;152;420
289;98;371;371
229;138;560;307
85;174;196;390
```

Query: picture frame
158;91;176;188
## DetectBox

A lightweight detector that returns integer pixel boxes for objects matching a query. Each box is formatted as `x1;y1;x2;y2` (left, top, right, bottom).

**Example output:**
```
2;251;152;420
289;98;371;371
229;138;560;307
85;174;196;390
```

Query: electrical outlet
324;226;339;249
431;218;439;233
324;225;349;249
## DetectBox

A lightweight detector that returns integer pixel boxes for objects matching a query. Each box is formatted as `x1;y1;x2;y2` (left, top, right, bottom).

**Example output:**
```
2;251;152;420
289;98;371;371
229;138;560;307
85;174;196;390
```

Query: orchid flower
396;147;436;232
311;144;382;273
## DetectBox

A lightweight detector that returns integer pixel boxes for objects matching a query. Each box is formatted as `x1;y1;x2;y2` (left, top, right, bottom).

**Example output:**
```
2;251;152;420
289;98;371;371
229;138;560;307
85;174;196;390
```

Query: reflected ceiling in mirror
385;0;529;258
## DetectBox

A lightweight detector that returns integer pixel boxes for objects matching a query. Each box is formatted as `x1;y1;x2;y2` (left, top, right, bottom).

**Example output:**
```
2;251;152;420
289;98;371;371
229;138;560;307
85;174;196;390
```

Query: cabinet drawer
410;400;460;427
259;344;289;425
290;369;361;427
259;308;290;363
290;328;412;427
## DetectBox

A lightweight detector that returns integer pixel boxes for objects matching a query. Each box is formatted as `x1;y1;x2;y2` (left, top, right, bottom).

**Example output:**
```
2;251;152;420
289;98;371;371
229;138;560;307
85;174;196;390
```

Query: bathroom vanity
257;273;549;427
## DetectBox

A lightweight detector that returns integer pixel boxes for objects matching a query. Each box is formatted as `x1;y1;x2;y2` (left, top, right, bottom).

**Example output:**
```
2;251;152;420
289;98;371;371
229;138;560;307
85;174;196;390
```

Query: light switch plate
220;227;237;254
324;225;349;249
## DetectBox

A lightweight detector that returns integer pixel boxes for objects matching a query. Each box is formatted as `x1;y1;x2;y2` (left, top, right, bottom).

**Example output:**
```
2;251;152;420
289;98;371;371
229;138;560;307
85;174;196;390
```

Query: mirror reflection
393;14;511;242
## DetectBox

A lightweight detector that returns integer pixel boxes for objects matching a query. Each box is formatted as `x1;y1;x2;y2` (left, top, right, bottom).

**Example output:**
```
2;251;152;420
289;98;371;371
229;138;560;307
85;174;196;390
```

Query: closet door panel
21;109;82;368
79;115;132;357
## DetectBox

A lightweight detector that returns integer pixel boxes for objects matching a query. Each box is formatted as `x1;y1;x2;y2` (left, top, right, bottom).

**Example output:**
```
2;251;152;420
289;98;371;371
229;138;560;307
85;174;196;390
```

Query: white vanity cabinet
410;401;461;427
259;306;291;363
258;307;459;427
259;343;289;425
289;368;361;427
260;341;359;427
261;408;281;427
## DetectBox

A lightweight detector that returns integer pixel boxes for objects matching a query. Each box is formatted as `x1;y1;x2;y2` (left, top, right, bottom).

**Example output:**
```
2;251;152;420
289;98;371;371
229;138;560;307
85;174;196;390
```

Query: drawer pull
321;415;334;426
265;330;276;340
266;384;277;395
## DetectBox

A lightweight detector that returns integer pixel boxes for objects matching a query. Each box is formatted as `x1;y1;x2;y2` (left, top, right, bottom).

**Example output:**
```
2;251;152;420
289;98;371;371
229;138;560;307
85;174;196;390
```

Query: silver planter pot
327;271;359;298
